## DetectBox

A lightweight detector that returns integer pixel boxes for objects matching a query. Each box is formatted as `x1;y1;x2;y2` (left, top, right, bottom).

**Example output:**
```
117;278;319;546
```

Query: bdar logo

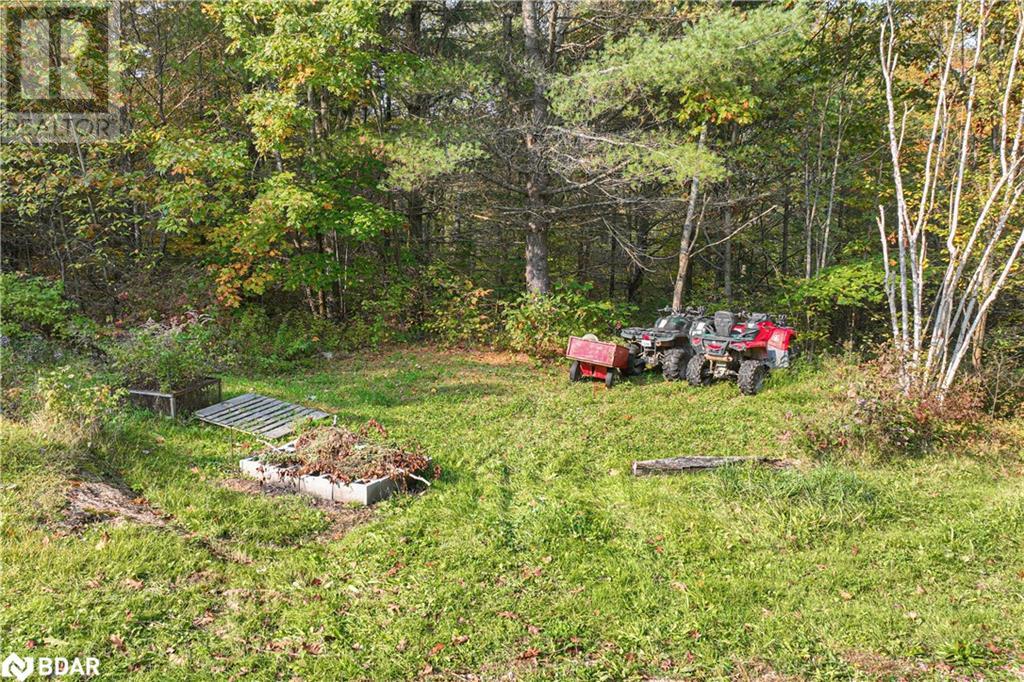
1;653;33;682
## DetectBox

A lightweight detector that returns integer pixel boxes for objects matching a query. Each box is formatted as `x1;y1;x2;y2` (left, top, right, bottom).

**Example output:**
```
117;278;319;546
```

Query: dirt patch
221;477;373;540
461;350;533;366
842;650;929;679
730;659;805;682
61;479;166;531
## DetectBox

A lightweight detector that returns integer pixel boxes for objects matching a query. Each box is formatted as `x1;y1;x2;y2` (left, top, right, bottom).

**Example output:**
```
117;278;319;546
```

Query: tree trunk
521;0;553;294
404;4;431;263
608;229;616;298
406;191;429;262
971;265;994;370
781;191;790;276
722;126;737;302
632;456;789;476
723;206;733;303
626;212;646;303
525;222;551;295
672;126;706;310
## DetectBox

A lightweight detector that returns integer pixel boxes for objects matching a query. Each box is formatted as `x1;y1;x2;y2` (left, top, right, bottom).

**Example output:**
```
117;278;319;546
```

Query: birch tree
878;0;1024;394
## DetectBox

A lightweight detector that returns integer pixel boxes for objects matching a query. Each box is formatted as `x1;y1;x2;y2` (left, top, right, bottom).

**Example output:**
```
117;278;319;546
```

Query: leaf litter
265;420;439;486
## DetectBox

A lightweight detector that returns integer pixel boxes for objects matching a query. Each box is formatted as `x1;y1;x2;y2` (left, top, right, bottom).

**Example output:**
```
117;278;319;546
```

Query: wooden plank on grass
194;393;330;439
194;394;263;420
214;397;286;425
631;456;791;476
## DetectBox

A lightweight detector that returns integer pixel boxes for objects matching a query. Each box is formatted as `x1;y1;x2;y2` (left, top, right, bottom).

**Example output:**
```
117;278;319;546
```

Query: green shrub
271;311;319;360
107;319;212;391
801;355;985;460
778;255;886;350
342;280;422;349
0;273;76;339
501;283;636;357
422;266;498;347
221;306;345;371
32;365;124;444
222;305;275;360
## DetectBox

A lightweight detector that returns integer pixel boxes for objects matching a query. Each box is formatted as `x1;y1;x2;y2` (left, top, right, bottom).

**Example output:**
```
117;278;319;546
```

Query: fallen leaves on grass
192;611;215;628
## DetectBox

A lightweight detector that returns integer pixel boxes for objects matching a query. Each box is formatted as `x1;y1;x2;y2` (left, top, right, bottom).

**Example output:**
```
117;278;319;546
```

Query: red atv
686;310;795;395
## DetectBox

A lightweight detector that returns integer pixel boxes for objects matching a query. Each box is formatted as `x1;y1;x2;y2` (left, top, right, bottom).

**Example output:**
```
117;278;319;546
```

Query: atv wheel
569;360;583;382
625;343;644;376
738;360;768;395
662;348;687;381
605;368;618;388
686;354;712;387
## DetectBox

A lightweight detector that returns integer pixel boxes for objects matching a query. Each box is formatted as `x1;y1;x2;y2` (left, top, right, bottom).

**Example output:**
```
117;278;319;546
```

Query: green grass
2;349;1023;680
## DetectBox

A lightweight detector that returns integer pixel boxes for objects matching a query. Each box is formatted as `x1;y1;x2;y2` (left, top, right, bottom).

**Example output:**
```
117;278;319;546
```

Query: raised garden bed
127;376;222;418
238;456;428;505
238;423;437;506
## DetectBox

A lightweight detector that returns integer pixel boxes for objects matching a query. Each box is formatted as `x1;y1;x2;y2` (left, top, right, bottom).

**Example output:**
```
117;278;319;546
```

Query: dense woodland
3;0;1024;396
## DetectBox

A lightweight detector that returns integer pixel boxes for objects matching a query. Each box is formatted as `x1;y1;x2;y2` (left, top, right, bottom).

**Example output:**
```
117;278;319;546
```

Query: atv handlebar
658;305;707;316
651;306;787;326
733;310;790;327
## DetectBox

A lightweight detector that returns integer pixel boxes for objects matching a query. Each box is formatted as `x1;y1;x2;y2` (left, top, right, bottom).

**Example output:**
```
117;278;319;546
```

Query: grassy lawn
2;349;1023;680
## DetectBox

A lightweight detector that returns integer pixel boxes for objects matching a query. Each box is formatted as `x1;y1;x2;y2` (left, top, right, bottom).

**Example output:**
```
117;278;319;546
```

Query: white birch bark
878;0;1024;396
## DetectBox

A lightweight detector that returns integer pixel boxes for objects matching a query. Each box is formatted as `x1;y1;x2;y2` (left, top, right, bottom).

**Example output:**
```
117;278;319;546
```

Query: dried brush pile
267;420;437;485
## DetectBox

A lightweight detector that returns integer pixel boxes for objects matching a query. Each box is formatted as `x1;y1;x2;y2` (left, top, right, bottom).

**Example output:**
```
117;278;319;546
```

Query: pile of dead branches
268;420;437;485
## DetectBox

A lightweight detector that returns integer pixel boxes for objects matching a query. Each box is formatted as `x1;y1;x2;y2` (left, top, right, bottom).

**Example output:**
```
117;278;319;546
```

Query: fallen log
631;456;789;476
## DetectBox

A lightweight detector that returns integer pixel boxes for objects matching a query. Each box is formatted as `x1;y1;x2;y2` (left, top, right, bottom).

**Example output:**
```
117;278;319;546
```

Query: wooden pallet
194;393;330;439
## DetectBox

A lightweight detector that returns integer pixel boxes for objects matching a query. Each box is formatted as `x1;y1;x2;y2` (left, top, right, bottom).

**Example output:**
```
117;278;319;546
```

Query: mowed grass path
2;349;1023;680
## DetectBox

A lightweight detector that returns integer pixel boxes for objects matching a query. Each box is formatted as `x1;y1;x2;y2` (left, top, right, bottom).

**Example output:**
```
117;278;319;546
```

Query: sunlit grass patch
2;349;1022;679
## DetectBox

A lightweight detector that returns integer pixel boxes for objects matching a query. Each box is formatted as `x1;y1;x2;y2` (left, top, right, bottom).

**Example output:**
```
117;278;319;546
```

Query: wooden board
631;456;791;475
194;393;330;439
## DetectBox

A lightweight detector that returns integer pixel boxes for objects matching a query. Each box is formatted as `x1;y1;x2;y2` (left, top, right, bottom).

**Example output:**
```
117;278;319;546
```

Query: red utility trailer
565;335;631;388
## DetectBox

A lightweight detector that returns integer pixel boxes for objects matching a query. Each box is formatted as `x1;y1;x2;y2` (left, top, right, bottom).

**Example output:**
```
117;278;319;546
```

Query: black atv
619;306;708;381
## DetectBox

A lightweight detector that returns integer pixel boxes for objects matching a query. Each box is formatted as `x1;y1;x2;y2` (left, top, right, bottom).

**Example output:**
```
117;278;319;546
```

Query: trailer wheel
686;354;712;387
605;368;618;388
738;360;768;395
569;360;583;382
